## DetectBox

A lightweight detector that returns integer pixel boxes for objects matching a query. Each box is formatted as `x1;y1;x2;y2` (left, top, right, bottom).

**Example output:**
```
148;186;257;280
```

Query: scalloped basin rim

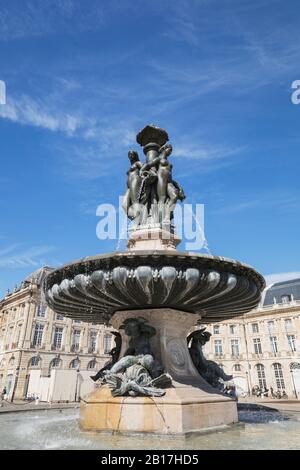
44;250;265;289
43;250;265;324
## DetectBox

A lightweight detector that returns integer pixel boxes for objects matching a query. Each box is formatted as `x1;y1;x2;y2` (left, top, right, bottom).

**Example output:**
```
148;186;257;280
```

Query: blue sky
0;0;300;295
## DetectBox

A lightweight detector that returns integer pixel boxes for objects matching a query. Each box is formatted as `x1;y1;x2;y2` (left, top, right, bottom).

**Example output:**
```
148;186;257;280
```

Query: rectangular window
36;305;46;317
53;327;63;349
89;331;97;353
253;338;262;354
104;335;112;354
72;330;81;351
214;340;223;356
56;314;64;320
32;324;44;347
229;325;236;335
252;323;259;333
256;365;267;389
287;335;296;352
273;364;285;389
270;336;278;354
213;325;220;334
231;339;240;357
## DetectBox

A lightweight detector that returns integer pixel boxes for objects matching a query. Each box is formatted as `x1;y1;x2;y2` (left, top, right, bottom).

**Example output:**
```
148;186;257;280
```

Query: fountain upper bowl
43;250;265;324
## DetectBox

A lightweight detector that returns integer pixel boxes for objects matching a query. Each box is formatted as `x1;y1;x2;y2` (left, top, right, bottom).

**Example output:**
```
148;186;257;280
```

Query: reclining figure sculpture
91;317;172;397
187;326;233;390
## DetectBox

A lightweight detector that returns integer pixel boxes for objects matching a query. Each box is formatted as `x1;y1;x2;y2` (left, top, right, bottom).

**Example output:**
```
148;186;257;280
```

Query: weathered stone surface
127;226;181;250
80;384;238;435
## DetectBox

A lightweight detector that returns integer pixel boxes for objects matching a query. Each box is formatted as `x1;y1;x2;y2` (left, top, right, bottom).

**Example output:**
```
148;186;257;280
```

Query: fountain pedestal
127;226;181;251
80;309;238;435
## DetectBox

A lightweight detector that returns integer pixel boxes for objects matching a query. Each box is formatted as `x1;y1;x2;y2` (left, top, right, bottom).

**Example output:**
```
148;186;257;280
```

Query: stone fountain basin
44;250;265;324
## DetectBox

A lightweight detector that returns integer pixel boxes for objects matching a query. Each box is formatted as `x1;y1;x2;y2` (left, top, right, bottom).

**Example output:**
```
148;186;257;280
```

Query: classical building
0;267;112;400
204;278;300;398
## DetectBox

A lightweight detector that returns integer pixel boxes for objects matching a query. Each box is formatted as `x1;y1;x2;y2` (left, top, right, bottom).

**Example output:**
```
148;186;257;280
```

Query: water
0;408;299;450
184;205;212;254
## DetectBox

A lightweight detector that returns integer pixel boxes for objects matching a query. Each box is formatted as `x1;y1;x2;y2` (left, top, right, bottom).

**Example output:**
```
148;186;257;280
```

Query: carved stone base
80;383;237;435
127;227;181;251
80;308;238;435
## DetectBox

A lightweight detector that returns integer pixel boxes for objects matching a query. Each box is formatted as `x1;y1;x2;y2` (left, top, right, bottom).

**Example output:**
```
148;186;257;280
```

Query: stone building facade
0;267;112;400
204;278;300;398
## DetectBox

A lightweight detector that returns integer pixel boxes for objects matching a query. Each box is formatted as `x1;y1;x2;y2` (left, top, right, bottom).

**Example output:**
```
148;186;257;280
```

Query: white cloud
214;191;300;215
264;272;300;285
0;244;56;268
0;95;82;135
173;143;244;161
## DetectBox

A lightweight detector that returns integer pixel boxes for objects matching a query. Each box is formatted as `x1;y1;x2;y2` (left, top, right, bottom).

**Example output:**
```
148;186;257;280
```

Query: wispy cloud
0;244;56;268
0;0;105;41
163;3;201;47
173;143;244;161
0;95;83;135
214;192;300;215
0;91;137;178
264;272;300;285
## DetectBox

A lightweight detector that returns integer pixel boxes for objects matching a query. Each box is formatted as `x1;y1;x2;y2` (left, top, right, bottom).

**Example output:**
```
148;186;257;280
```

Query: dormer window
281;295;291;304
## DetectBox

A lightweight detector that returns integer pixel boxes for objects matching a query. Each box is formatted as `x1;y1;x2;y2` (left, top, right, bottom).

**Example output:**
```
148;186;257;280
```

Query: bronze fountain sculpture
44;124;265;435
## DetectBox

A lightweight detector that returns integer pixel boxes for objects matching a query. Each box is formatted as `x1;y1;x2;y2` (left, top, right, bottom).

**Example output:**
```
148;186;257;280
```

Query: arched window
70;358;80;369
29;356;41;368
256;364;267;389
273;363;285;390
87;359;97;370
50;357;61;369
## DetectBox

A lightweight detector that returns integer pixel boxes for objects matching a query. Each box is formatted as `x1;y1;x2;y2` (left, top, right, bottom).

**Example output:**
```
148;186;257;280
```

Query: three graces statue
122;125;185;228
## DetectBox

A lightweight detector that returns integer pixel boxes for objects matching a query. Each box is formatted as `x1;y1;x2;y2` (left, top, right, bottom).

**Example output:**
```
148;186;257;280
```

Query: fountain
43;125;265;435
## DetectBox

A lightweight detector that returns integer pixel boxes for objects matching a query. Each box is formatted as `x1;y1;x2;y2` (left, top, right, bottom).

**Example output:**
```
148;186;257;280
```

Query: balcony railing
88;347;97;354
51;344;62;351
71;344;80;352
